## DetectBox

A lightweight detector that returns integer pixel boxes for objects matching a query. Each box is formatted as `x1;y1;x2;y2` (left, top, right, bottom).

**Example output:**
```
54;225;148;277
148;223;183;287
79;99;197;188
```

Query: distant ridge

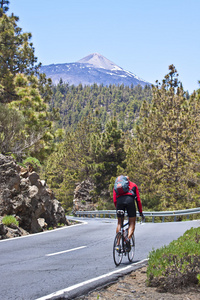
40;53;150;87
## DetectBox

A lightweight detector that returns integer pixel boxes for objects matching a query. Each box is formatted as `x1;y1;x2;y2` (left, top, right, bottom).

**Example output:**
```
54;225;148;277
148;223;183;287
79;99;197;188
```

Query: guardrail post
162;216;165;222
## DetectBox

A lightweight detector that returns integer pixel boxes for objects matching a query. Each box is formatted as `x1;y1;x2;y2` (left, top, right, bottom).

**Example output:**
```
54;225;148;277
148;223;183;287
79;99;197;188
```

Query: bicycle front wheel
113;232;123;266
128;235;135;262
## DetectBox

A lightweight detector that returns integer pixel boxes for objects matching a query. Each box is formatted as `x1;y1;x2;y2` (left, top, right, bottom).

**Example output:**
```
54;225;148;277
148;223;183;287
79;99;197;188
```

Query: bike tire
113;232;123;266
128;235;135;262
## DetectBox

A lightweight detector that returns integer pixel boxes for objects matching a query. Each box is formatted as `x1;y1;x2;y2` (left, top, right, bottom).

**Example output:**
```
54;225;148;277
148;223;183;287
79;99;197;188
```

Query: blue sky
9;0;200;93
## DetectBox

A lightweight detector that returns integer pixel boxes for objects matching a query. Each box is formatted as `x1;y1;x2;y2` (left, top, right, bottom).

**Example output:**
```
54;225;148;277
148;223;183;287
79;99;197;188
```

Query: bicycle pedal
115;245;121;253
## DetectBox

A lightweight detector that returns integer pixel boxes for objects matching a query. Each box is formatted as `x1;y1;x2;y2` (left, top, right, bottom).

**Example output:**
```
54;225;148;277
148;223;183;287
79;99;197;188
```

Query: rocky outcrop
0;154;68;239
73;179;96;212
0;218;29;239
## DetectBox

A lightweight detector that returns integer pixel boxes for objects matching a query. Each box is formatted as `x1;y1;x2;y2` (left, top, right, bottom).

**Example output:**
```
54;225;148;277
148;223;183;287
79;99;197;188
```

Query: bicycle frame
118;210;129;253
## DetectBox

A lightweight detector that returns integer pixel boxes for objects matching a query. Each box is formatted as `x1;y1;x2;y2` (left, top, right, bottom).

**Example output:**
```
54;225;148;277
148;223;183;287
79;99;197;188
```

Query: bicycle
113;210;135;266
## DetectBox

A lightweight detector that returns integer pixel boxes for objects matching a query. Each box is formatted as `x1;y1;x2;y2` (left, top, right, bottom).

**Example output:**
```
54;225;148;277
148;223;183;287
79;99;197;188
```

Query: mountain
77;53;123;71
40;53;150;87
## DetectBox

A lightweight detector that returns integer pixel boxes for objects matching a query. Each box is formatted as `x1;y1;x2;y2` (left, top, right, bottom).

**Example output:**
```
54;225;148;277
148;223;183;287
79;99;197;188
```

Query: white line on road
36;258;148;300
46;245;87;256
0;220;88;243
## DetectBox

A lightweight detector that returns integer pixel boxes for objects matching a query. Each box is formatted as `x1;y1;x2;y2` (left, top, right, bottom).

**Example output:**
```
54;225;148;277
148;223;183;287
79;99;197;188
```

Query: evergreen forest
1;1;200;213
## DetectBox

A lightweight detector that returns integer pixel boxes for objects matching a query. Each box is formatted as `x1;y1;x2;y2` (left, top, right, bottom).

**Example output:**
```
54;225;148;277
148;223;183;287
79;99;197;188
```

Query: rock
37;218;47;229
40;180;46;187
0;220;29;240
0;154;68;238
73;179;96;212
20;170;29;178
20;178;29;190
0;223;8;236
29;172;40;186
5;226;29;239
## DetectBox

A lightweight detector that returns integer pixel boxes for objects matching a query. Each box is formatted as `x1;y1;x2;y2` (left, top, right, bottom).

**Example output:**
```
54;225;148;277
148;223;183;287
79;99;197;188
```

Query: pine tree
45;114;101;208
0;0;9;16
45;117;126;209
0;7;39;103
0;103;24;154
8;73;53;157
0;4;55;160
91;118;126;200
127;65;200;210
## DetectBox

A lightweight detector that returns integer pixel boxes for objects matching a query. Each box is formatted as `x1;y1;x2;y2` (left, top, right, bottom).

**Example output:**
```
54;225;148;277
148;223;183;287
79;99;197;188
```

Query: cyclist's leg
116;216;124;233
128;217;136;239
126;196;136;239
116;196;125;233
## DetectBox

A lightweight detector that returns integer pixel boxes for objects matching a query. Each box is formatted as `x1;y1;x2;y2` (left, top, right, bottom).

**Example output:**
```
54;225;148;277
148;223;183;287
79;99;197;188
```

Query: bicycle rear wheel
113;232;123;266
128;235;135;262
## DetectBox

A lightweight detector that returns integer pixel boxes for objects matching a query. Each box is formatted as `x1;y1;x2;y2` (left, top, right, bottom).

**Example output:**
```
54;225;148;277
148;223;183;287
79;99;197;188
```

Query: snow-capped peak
77;53;123;71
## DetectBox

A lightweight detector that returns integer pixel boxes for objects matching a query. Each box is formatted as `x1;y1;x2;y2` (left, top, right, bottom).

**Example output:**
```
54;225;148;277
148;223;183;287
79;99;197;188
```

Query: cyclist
113;176;144;250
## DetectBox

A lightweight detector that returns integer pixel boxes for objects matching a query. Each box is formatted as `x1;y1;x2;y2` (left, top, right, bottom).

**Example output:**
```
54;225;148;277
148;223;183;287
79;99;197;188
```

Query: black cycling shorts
116;195;136;218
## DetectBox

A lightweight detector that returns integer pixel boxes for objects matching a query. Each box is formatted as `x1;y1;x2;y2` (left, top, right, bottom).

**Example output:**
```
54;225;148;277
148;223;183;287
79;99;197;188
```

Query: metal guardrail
74;207;200;222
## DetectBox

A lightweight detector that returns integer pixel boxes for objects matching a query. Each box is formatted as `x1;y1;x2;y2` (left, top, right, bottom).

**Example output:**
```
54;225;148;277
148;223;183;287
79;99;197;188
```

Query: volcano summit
40;53;150;87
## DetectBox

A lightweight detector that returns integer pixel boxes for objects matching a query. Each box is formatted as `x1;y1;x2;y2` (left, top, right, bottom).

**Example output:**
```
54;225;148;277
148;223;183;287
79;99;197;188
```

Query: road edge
36;259;148;300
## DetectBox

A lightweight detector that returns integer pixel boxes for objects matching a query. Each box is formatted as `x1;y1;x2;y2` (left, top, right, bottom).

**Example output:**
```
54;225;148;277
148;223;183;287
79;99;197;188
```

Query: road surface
0;217;199;299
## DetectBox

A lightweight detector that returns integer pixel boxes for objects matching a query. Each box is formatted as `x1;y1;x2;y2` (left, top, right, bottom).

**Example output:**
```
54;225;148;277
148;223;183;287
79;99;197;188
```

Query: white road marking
46;246;87;256
36;258;148;300
0;220;87;242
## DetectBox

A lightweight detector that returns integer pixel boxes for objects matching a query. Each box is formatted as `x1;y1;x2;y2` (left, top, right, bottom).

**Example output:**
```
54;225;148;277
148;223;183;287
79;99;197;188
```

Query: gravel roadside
80;266;200;300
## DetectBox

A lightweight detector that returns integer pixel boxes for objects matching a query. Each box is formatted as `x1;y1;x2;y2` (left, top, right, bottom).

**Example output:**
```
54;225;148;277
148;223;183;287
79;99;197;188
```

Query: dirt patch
81;266;200;300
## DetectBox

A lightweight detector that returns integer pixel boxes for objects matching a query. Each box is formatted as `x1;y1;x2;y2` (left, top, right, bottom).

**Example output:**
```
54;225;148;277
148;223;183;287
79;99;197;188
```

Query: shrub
23;157;41;172
2;215;19;227
147;227;200;292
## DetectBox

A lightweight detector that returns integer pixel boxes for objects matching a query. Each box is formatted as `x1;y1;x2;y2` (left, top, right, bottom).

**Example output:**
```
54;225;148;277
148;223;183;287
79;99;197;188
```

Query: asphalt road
0;217;199;300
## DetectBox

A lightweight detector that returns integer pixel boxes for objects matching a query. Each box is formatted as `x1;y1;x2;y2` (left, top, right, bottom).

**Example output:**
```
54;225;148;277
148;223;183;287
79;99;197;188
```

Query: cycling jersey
113;180;143;214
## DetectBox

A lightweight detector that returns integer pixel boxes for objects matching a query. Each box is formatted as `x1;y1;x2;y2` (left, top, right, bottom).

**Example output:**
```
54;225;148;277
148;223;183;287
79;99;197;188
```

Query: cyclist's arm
135;185;143;214
113;189;117;207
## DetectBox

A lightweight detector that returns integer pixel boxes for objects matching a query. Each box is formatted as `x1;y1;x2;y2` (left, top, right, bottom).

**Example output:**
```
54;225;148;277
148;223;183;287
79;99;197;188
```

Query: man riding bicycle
113;175;144;250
